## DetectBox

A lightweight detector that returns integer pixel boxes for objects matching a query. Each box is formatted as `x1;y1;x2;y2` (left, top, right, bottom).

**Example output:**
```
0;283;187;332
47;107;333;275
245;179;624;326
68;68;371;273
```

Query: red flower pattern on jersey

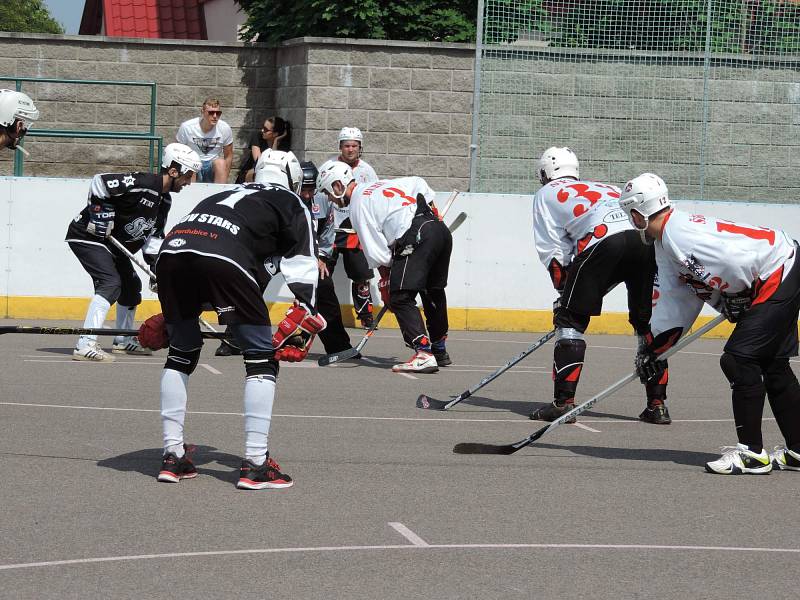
556;183;620;218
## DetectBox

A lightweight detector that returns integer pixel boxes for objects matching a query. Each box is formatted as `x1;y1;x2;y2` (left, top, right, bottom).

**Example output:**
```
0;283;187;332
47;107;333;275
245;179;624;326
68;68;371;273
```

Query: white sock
77;294;111;349
114;305;136;344
161;369;189;455
244;375;276;464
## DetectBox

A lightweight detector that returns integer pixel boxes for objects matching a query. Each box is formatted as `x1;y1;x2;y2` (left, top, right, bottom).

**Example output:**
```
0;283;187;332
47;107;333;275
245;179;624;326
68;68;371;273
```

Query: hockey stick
107;236;236;349
336;212;467;236
317;304;389;366
452;313;726;455
0;325;226;339
417;329;556;410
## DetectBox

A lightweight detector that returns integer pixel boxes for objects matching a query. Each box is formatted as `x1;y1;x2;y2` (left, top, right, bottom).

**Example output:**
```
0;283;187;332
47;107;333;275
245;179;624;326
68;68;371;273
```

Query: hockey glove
634;345;667;383
86;202;115;239
138;313;169;350
720;292;752;323
378;266;391;310
272;301;326;362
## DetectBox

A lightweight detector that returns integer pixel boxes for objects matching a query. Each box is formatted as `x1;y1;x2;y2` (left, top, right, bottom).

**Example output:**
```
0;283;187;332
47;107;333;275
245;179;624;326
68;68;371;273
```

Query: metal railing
0;77;162;176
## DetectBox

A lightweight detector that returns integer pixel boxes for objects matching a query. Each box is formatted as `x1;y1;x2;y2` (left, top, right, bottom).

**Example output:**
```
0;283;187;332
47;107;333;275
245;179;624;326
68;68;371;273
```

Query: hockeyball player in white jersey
531;147;668;425
0;89;39;152
620;173;800;474
315;127;380;329
317;161;453;373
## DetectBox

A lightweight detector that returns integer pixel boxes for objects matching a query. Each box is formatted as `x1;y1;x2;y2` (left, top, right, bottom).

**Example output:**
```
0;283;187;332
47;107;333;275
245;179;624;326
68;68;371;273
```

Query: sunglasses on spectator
261;126;273;133
206;110;222;116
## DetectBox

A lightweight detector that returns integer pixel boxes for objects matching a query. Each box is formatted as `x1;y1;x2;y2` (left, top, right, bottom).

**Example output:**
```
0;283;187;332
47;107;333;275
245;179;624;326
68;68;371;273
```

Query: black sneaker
433;351;452;367
157;447;198;483
215;341;241;356
360;316;376;330
639;403;672;425
530;401;576;423
237;457;293;490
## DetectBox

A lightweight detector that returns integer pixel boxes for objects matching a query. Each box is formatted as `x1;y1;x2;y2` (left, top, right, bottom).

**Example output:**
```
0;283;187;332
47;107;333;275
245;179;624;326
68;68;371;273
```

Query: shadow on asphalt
531;443;719;466
447;397;640;421
97;445;247;484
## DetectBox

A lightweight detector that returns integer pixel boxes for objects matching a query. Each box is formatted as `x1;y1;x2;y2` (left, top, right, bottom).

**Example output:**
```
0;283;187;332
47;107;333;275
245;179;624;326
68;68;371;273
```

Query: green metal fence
0;76;162;177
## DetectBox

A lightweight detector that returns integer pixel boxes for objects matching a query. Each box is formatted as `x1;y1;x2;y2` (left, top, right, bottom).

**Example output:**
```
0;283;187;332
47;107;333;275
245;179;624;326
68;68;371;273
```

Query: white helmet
619;173;671;231
162;143;201;175
316;159;355;200
338;127;363;145
254;149;303;194
537;146;579;184
0;90;39;128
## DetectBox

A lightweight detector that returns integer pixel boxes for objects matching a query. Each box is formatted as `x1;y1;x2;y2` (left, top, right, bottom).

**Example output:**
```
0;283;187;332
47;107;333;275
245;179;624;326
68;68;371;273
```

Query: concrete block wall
0;33;475;192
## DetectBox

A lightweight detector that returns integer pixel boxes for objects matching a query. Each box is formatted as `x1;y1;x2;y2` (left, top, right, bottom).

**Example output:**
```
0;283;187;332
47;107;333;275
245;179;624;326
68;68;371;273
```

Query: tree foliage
0;0;64;35
236;0;478;44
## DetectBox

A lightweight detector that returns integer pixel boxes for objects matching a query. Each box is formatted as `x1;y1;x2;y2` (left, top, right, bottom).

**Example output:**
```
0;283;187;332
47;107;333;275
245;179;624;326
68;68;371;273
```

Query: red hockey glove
138;313;169;350
272;300;328;352
378;266;391;310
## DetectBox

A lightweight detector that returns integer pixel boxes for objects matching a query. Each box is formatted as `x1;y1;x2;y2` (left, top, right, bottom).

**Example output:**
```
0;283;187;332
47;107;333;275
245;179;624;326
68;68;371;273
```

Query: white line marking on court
398;373;418;380
388;523;429;546
2;541;799;571
22;359;160;365
573;422;601;433
200;363;221;375
0;402;775;424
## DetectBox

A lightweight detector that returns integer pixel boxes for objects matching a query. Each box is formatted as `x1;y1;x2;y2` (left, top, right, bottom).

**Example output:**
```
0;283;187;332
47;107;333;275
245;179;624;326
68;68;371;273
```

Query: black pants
68;241;142;307
315;266;353;354
555;230;655;335
327;246;374;321
389;214;452;348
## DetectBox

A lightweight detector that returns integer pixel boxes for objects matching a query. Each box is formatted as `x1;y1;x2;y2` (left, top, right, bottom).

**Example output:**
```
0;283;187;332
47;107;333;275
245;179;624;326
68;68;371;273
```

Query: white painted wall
2;176;800;319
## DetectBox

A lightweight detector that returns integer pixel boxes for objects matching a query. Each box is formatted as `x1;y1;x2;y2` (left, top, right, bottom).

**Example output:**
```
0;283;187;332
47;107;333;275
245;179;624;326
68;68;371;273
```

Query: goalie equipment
138;313;170;350
316;159;355;200
337;126;363;145
537;147;579;184
162;142;201;175
254;149;303;194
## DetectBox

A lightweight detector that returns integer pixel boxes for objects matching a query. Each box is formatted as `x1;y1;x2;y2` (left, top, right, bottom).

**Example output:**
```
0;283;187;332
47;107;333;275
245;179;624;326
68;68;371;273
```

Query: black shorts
725;250;800;360
156;252;270;326
390;216;452;292
556;229;655;333
68;241;141;306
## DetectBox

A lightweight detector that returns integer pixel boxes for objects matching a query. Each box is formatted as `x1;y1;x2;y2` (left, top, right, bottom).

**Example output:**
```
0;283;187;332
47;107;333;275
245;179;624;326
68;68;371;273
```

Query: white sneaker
770;446;800;471
72;342;115;362
705;443;772;475
392;351;438;374
112;336;152;355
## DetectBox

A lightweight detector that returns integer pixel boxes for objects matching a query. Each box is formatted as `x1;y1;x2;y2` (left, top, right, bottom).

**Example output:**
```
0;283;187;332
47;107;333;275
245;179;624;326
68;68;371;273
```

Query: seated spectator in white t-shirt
176;98;233;183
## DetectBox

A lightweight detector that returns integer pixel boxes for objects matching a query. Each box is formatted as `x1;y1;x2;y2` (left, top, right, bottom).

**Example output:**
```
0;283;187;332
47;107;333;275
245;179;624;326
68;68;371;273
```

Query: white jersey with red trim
651;208;796;335
349;176;436;269
532;177;630;271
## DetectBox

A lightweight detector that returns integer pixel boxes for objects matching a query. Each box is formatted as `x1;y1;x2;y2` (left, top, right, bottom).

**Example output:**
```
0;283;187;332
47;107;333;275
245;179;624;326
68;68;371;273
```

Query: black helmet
300;160;318;188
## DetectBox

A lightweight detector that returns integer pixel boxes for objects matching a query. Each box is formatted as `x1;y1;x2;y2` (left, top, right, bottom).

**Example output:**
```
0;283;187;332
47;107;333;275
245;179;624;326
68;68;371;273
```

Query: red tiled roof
80;0;207;39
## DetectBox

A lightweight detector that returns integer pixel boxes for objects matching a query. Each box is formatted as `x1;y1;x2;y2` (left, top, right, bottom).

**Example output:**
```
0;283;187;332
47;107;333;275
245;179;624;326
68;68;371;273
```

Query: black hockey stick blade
453;442;520;455
416;394;456;410
318;304;390;366
318;346;361;367
447;212;467;233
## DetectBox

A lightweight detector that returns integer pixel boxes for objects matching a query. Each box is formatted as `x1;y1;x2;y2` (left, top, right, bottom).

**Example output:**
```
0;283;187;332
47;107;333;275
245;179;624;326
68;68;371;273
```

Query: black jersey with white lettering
65;172;170;252
159;183;318;310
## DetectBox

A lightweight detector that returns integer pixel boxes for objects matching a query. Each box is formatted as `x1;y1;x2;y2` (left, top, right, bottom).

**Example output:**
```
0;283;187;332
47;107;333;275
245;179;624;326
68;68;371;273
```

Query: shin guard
552;338;586;402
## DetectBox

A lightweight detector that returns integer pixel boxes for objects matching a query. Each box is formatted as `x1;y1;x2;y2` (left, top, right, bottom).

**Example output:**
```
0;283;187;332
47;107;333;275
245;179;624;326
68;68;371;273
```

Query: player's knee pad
165;345;201;376
764;359;799;398
243;350;279;379
719;352;762;389
117;277;142;308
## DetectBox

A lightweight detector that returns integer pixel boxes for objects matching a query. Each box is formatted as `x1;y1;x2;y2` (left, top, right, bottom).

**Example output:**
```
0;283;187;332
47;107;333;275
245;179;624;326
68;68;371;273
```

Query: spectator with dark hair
235;116;291;184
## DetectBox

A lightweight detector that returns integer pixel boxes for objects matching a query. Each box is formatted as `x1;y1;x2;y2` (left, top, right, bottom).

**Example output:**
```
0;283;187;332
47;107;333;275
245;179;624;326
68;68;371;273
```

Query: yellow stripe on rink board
4;296;737;339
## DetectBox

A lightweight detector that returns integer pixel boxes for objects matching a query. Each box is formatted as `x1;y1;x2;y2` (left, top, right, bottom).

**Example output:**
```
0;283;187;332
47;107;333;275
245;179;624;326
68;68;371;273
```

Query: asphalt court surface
1;319;799;599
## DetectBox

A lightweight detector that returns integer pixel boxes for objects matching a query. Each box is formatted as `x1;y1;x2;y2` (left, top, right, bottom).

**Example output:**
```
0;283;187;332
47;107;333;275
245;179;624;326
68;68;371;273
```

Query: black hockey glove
720;292;752;323
635;334;666;384
86;202;115;239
